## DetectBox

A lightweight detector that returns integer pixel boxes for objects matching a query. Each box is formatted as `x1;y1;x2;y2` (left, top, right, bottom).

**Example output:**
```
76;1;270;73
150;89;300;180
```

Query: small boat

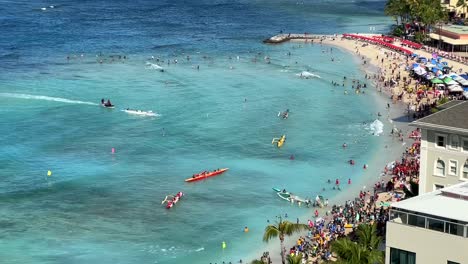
277;192;292;201
273;188;307;204
101;103;115;108
185;168;229;182
101;99;115;108
278;109;289;119
122;109;158;117
272;135;286;148
162;191;184;209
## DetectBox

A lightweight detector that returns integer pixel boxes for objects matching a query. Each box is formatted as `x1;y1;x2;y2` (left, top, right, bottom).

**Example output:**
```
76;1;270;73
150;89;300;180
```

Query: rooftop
442;25;468;35
410;101;468;133
391;182;468;223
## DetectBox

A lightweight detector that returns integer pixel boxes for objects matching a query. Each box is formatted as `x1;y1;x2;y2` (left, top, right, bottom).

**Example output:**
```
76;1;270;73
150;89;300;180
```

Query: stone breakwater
263;33;384;44
263;33;328;44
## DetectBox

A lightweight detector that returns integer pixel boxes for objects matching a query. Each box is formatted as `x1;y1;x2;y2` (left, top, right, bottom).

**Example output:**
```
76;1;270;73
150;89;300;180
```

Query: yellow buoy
222;241;226;249
47;170;52;177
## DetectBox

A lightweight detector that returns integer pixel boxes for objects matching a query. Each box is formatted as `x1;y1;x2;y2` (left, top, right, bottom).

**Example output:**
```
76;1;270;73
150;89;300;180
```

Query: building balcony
389;208;468;238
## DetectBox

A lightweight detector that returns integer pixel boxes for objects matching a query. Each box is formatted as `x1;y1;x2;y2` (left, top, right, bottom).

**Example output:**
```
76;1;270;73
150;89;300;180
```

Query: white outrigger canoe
122;109;159;117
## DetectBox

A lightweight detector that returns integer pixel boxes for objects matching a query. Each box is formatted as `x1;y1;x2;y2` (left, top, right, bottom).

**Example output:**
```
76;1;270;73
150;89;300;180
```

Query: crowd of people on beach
263;124;421;263
250;34;435;264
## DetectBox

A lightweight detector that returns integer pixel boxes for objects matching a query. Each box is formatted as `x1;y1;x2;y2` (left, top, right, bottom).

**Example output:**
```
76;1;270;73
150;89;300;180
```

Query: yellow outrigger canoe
272;135;286;148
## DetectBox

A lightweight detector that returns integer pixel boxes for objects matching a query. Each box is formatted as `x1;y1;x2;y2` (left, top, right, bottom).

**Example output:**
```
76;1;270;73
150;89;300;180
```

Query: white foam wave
296;71;321;79
0;93;98;105
145;62;164;71
368;119;384;136
194;247;204;252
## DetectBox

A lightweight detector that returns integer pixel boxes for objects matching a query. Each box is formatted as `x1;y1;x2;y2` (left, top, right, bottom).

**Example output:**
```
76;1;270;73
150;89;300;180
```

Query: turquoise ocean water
0;1;393;263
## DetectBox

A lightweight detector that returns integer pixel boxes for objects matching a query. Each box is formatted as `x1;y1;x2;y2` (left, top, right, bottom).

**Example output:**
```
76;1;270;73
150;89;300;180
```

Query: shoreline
249;35;417;263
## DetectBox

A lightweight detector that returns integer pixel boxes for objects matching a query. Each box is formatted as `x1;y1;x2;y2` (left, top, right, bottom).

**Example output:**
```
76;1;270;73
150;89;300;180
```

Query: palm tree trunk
280;239;286;264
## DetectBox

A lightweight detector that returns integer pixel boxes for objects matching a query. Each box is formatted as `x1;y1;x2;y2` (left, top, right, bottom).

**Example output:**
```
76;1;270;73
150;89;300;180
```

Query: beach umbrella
443;77;457;85
459;74;468;80
431;78;444;84
448;85;463;92
454;76;468;86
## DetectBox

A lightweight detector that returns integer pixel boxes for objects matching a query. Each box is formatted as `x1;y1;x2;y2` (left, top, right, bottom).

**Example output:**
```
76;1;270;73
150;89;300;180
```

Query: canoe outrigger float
272;135;286;148
185;168;229;182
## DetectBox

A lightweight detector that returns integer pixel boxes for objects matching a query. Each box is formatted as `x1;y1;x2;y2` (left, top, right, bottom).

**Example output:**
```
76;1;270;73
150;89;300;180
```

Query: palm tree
263;217;308;264
330;224;384;264
384;0;411;25
414;0;448;42
287;253;303;264
457;0;468;18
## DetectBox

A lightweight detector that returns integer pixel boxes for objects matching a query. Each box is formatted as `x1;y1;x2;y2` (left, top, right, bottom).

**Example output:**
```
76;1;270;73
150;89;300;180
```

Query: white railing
389;209;468;238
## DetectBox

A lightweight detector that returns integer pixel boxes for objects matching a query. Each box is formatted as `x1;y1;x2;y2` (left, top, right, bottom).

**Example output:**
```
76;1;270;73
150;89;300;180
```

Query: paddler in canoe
272;135;286;148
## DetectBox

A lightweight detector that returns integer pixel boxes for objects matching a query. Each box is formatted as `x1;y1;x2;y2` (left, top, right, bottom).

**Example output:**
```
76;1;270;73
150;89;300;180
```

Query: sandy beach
252;34;425;264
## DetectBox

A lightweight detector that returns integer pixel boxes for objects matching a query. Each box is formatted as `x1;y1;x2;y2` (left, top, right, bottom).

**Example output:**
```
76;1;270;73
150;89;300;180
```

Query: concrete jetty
263;33;333;44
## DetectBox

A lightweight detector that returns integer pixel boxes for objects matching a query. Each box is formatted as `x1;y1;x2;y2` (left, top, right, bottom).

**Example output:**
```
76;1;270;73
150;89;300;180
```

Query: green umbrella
431;78;444;84
443;77;454;84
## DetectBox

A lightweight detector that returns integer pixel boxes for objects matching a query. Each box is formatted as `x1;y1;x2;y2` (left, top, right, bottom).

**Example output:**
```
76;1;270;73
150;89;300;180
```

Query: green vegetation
263;218;308;264
251;260;264;264
457;0;468;16
329;224;384;264
287;253;303;264
385;0;448;42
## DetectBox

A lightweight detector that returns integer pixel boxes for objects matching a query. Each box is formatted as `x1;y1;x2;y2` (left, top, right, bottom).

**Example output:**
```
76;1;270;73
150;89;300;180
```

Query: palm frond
263;225;280;242
287;253;303;264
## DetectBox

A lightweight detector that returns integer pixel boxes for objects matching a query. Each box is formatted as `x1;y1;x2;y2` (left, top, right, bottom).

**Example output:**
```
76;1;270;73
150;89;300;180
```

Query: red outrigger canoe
185;168;229;182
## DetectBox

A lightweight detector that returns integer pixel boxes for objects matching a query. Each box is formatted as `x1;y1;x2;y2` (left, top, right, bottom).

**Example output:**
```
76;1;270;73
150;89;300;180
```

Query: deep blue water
0;1;392;263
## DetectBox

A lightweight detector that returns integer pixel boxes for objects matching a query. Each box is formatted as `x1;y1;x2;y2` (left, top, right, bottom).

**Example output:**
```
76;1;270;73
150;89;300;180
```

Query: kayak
122;109;158;117
162;191;184;209
185;168;229;182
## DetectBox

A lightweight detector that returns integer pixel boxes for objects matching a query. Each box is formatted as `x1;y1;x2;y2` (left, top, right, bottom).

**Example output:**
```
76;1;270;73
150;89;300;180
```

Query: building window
463;138;468;152
434;184;444;190
450;135;459;149
408;214;426;228
463;160;468;180
390;248;416;264
449;160;457;176
427;218;444;232
436;135;446;147
435;159;445;176
445;222;465;237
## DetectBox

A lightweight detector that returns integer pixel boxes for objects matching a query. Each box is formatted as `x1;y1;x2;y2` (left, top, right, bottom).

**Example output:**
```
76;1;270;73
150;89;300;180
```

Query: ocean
0;1;393;263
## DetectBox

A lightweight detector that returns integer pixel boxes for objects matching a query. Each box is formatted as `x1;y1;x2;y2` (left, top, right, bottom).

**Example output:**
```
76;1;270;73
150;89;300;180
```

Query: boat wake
145;62;164;71
0;93;98;106
296;71;321;79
